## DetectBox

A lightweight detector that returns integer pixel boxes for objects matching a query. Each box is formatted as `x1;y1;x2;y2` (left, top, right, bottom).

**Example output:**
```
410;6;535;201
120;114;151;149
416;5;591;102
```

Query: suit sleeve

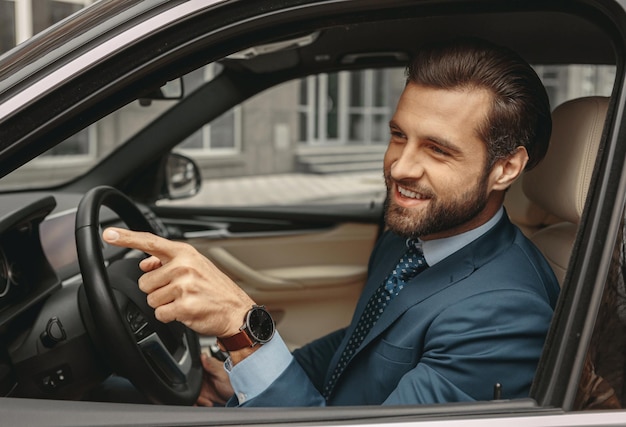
383;288;554;404
292;328;347;392
232;329;346;407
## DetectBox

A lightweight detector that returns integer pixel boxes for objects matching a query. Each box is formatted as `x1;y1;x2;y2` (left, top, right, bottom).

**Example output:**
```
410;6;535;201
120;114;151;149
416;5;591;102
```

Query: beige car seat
523;96;609;285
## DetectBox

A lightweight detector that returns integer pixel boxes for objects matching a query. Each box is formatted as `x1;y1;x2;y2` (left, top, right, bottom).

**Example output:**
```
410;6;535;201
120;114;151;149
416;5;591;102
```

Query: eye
428;144;450;156
389;128;406;140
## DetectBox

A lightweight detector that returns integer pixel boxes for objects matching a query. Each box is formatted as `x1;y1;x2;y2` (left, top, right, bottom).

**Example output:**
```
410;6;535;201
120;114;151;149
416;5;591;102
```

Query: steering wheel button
127;306;148;332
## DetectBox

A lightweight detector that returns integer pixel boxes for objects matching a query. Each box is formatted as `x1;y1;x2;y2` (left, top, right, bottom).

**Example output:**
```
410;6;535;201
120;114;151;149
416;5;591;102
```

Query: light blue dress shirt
225;207;505;403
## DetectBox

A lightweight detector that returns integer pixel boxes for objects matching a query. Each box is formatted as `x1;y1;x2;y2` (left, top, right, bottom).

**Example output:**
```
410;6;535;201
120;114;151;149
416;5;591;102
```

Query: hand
196;352;234;407
102;227;255;338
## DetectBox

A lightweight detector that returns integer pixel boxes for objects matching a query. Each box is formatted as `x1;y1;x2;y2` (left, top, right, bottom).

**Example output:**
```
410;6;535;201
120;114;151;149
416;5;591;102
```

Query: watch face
247;306;275;343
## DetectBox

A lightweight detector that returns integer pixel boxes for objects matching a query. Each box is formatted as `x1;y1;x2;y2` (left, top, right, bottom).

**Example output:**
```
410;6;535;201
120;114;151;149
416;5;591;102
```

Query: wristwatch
217;305;275;352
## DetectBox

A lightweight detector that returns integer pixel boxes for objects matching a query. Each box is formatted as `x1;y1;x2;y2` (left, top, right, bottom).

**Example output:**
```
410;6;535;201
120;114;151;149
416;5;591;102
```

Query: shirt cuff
223;331;293;404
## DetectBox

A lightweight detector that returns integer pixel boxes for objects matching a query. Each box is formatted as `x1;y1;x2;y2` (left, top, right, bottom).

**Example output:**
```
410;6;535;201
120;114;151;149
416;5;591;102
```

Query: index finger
102;227;176;263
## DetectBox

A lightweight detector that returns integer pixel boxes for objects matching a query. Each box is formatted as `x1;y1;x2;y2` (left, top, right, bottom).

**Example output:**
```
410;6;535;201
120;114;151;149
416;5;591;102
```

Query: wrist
228;345;260;366
217;305;276;355
222;305;252;337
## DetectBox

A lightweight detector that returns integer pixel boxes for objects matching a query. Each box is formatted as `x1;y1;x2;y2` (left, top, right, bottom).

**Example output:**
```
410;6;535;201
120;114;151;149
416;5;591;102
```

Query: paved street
165;171;386;206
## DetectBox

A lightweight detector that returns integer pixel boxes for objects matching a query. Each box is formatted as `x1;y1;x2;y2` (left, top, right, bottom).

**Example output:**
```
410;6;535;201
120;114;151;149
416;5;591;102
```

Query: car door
5;0;626;425
157;209;379;349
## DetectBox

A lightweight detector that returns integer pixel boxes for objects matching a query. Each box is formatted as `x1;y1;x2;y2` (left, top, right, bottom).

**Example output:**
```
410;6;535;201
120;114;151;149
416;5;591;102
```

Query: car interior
2;0;626;424
509;96;609;285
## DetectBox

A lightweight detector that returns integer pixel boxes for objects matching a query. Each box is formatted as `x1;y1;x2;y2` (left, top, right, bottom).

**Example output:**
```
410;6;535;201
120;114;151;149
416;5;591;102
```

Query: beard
383;172;490;240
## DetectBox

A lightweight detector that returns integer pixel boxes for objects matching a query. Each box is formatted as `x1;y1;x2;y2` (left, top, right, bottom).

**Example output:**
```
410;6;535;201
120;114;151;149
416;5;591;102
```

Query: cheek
431;165;483;195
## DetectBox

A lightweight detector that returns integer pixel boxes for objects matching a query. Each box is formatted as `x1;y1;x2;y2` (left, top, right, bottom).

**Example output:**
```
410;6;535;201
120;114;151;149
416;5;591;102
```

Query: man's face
384;82;500;241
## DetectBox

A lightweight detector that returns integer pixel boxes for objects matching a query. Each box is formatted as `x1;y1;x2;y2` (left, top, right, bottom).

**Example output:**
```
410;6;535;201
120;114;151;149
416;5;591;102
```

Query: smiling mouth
397;185;431;200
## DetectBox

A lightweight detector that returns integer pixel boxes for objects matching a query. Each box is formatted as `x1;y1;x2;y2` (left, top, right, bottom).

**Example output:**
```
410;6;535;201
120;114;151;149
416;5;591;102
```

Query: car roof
0;1;616;89
0;0;615;74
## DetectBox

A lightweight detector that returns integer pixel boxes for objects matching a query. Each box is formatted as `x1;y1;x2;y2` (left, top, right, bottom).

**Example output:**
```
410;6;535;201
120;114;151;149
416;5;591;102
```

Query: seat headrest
523;96;608;224
505;179;561;235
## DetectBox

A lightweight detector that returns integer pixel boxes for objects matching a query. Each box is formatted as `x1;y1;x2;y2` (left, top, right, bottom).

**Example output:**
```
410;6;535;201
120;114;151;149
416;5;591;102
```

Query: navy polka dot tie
323;239;428;399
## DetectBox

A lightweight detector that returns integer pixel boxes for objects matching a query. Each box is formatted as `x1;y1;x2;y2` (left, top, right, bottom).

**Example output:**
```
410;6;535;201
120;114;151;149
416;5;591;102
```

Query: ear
489;146;529;191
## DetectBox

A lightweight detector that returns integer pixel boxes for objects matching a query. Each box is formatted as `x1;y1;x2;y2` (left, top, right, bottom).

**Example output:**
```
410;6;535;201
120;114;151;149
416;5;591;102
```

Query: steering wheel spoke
139;332;193;385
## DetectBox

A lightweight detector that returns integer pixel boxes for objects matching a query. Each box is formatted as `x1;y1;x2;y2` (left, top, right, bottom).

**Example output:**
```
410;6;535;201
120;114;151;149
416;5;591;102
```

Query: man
102;38;559;406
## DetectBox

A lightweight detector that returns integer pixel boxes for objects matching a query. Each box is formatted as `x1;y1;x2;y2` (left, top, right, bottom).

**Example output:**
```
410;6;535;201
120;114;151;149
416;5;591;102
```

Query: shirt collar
419;207;504;267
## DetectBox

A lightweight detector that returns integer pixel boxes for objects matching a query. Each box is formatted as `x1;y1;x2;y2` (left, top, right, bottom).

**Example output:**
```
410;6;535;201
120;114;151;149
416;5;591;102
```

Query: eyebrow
388;120;402;132
388;120;463;154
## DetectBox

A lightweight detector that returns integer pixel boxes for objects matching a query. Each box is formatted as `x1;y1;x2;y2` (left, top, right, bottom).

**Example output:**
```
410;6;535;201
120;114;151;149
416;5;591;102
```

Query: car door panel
154;207;380;349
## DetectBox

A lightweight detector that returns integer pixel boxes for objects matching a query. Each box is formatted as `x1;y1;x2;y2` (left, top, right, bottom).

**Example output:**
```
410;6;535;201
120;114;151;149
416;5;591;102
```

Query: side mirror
163;153;201;199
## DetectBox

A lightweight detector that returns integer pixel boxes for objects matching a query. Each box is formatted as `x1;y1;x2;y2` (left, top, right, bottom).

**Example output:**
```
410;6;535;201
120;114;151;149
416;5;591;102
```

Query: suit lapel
326;214;518;392
361;250;475;349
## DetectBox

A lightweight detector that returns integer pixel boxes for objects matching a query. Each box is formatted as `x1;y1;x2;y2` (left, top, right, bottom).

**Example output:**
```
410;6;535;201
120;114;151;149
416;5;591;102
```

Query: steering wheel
75;185;202;405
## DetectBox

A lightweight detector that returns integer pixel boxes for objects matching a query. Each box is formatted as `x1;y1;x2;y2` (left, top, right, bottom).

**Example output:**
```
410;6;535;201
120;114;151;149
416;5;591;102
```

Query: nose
390;142;424;180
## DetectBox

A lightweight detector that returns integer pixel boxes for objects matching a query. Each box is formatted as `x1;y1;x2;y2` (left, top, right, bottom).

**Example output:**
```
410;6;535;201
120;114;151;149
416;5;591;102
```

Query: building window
535;65;615;109
178;109;240;154
348;69;395;144
298;69;404;146
178;65;240;155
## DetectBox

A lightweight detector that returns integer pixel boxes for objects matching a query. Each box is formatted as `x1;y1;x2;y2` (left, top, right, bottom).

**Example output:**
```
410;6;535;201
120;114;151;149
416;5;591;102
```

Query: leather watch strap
217;330;254;352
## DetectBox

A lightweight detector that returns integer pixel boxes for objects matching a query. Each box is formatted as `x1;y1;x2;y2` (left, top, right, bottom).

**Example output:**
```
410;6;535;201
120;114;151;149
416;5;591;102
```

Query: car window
0;63;615;203
574;212;626;410
168;66;406;207
0;67;210;190
164;64;616;208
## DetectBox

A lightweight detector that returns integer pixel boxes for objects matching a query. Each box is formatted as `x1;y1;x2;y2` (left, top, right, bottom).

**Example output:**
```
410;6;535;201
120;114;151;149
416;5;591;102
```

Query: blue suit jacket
238;214;560;406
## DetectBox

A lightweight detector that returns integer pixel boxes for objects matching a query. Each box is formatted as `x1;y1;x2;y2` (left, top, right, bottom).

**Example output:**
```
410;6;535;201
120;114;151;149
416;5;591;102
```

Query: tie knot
397;241;427;280
406;239;425;257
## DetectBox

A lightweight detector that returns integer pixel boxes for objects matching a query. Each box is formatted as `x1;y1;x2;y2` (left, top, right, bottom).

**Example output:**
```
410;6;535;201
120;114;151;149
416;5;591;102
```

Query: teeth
398;186;426;199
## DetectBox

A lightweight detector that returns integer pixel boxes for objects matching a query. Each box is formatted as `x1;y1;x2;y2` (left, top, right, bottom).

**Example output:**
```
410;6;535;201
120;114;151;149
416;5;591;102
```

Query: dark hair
406;38;551;171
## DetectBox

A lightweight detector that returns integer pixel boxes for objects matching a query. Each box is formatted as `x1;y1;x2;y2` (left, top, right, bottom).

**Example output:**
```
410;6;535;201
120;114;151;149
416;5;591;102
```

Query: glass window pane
350;71;364;106
349;114;364;141
373;69;386;107
326;73;338;139
299;78;307;105
326;112;338;139
371;114;388;143
298;112;307;142
313;77;319;140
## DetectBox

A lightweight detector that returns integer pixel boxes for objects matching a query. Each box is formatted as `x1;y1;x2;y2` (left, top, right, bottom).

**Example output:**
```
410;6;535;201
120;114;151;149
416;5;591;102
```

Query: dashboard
0;191;159;399
0;195;60;327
